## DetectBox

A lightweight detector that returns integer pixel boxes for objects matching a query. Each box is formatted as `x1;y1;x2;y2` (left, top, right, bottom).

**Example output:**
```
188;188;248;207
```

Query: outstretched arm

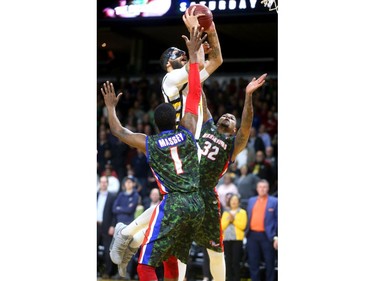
182;6;206;71
231;74;267;162
179;26;207;134
101;81;147;153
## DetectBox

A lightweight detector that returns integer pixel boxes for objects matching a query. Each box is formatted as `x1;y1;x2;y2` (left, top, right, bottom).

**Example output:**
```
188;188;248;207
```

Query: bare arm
231;74;267;162
179;26;207;134
101;81;147;153
203;22;223;75
182;6;206;71
201;90;212;123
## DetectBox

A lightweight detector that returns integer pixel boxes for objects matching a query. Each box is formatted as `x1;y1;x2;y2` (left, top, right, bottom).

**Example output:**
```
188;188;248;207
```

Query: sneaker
118;245;138;277
117;263;127;279
109;223;133;264
121;246;138;267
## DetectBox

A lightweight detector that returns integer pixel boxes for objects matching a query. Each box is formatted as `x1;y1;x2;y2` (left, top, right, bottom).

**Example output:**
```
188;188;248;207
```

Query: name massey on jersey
201;133;227;150
157;132;186;148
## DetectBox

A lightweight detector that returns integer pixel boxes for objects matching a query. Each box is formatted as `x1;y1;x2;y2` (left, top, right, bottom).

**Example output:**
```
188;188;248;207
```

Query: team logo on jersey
201;133;227;150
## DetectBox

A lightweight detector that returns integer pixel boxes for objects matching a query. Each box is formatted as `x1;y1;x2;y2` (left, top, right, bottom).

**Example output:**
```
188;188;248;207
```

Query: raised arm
179;26;207;134
231;74;267;162
182;6;206;72
203;22;223;75
183;8;222;76
101;81;147;153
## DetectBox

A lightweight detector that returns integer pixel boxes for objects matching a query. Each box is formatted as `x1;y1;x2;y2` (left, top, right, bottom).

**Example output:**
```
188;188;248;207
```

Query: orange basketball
187;4;213;31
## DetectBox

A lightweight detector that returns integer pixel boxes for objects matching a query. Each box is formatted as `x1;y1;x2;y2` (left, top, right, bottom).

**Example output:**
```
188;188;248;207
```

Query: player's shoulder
201;118;216;132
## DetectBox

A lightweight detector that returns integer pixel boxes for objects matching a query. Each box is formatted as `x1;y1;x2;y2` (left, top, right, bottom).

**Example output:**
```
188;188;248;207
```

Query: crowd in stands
97;74;278;280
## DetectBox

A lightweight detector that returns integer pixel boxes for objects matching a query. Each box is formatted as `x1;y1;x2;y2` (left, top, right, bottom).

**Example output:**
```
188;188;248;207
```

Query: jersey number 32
201;141;219;161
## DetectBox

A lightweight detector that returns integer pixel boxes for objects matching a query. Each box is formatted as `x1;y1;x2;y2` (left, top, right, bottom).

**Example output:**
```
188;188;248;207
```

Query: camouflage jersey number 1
198;119;235;189
146;126;200;194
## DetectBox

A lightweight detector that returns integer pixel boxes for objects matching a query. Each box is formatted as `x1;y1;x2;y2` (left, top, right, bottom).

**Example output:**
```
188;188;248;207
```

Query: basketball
187;4;213;31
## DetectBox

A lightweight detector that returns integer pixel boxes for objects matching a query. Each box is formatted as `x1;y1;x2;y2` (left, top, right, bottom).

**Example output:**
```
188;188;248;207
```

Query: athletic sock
129;228;147;248
121;205;156;236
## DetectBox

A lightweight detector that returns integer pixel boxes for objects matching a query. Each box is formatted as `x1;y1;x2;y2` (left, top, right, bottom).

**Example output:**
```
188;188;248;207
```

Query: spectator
143;187;162;210
97;176;117;279
101;160;118;178
246;180;278;281
235;165;260;207
101;163;120;194
258;124;271;149
97;129;111;174
263;111;277;138
112;176;139;225
248;151;274;190
221;194;247;281
265;146;276;169
130;148;150;199
216;173;239;210
247;127;265;164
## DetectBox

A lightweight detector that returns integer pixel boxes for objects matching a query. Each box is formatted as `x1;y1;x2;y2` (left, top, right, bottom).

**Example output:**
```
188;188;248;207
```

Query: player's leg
137;264;158;281
139;194;199;281
137;199;168;280
110;206;157;264
122;205;157;236
164;256;179;281
194;189;226;281
207;249;226;281
117;229;147;277
177;259;187;281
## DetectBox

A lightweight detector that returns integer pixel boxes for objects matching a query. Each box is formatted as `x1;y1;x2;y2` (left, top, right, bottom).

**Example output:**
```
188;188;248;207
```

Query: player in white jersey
160;6;223;139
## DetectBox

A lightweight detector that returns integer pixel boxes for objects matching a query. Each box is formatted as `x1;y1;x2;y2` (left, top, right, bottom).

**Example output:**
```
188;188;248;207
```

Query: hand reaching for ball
183;4;213;32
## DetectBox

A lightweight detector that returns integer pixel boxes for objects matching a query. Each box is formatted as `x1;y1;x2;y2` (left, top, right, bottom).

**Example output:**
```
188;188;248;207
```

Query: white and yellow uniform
161;65;210;139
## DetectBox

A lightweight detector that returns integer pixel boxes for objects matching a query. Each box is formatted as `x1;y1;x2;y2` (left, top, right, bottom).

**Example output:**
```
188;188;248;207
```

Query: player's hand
182;26;207;62
205;21;216;34
101;81;123;108
182;6;205;32
245;73;267;95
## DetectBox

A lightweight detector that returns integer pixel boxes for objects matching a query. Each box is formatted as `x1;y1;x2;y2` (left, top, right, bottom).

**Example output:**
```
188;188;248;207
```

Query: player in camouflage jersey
170;73;268;281
111;73;268;281
102;25;207;281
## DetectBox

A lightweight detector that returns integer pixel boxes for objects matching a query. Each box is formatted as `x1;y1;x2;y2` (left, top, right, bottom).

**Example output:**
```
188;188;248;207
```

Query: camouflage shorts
138;192;205;267
192;188;224;252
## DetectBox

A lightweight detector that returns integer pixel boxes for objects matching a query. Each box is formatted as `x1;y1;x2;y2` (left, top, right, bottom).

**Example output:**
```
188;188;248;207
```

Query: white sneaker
109;223;133;264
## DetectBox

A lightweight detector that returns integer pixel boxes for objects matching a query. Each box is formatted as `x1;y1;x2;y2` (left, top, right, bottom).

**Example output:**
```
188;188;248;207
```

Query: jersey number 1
170;146;184;174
